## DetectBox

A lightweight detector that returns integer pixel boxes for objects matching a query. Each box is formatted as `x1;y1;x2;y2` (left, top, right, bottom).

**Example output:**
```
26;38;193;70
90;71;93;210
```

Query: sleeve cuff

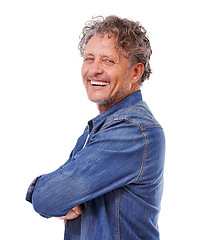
25;175;43;203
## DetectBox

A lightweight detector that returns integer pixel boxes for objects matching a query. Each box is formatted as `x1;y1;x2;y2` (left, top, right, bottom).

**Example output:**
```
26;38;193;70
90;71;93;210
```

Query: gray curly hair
78;15;152;84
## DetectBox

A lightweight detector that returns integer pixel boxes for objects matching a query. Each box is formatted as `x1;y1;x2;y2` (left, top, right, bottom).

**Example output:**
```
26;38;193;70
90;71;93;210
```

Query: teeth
91;80;109;86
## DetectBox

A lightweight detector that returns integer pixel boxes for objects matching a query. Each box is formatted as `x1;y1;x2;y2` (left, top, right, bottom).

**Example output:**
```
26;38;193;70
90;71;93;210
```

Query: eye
102;58;115;65
84;57;94;62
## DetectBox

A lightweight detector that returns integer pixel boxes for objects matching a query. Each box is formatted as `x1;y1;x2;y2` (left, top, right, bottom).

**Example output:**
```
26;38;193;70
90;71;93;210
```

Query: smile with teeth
90;80;109;86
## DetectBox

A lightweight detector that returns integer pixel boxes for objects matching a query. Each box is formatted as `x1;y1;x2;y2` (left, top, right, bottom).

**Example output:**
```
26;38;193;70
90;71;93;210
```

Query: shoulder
100;101;165;149
105;101;163;131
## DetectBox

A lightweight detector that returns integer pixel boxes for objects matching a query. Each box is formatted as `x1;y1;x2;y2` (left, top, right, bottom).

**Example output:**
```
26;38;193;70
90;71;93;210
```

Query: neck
97;87;140;114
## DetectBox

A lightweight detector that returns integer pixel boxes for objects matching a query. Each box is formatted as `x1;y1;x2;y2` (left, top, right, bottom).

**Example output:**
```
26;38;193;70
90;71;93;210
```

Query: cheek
111;63;128;77
109;68;126;86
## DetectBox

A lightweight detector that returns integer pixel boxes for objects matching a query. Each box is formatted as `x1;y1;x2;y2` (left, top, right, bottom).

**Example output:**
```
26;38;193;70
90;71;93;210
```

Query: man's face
81;34;139;113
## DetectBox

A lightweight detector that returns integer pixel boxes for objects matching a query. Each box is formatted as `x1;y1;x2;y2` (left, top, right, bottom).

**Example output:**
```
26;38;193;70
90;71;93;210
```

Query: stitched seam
116;188;120;240
102;117;162;131
134;128;148;183
117;117;149;183
122;117;149;183
101;117;150;183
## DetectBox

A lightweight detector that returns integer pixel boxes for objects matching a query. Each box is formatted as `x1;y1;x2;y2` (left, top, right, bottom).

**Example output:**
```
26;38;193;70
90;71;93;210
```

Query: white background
0;0;200;239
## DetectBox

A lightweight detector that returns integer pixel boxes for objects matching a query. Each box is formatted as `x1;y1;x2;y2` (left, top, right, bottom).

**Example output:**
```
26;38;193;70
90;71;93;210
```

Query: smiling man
26;16;165;240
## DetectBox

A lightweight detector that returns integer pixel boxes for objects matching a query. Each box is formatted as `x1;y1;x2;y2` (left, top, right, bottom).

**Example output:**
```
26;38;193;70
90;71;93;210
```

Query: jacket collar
88;90;142;131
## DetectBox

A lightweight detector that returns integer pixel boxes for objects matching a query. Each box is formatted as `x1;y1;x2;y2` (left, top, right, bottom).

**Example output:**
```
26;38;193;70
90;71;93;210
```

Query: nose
88;59;103;76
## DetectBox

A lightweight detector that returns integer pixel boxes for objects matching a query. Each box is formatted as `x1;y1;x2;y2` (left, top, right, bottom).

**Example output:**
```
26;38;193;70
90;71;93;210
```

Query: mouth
90;80;109;86
88;79;110;87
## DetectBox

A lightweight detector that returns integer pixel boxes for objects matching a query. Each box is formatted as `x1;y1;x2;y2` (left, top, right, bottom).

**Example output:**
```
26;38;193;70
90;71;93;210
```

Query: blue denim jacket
26;90;165;240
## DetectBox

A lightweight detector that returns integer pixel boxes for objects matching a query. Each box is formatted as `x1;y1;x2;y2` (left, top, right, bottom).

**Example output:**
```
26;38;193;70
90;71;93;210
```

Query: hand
58;205;82;221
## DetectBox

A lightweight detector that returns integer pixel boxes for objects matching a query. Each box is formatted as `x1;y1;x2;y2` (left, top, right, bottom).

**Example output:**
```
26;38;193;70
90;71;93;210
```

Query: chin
88;94;108;104
91;97;114;107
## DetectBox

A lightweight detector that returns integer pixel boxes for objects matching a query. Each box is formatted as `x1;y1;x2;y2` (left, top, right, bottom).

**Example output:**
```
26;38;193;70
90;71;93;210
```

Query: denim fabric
26;90;165;239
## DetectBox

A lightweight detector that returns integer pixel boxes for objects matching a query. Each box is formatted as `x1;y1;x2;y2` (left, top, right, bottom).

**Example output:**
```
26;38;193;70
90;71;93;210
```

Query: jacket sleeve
30;119;157;218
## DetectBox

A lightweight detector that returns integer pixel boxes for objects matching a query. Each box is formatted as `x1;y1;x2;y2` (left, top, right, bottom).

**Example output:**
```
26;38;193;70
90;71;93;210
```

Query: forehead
84;34;119;56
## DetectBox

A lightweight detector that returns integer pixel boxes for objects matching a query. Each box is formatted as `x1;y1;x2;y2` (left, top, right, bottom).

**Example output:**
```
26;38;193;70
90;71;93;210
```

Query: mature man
26;16;165;239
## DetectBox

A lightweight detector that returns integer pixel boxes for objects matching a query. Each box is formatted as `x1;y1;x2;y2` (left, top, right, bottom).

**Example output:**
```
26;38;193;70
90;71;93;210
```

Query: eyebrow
84;53;120;61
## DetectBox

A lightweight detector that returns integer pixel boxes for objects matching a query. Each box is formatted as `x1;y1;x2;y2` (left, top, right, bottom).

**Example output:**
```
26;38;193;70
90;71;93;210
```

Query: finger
57;205;82;221
57;216;66;220
72;205;82;215
65;210;78;220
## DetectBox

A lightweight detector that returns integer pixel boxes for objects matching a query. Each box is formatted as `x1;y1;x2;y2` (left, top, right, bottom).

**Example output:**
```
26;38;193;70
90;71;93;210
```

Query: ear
130;62;144;83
